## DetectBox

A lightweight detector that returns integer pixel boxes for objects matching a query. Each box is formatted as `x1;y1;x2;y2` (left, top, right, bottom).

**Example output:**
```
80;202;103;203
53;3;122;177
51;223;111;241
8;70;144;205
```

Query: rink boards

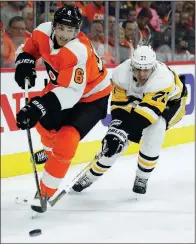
1;64;195;178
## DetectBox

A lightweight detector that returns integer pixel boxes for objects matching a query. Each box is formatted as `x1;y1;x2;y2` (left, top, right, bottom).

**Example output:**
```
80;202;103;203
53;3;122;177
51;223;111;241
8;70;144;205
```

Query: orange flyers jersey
85;3;105;21
22;22;111;110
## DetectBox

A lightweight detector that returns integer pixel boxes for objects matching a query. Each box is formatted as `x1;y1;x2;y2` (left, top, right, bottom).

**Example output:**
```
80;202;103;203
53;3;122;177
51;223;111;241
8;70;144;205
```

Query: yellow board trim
1;125;195;178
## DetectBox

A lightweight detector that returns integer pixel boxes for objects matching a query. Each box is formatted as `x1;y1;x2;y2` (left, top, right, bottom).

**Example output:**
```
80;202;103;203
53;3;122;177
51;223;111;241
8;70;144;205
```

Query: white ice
1;142;195;243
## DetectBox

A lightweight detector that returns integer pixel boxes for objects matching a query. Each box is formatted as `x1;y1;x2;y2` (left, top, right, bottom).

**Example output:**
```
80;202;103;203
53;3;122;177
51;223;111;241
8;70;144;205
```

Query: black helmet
54;6;83;29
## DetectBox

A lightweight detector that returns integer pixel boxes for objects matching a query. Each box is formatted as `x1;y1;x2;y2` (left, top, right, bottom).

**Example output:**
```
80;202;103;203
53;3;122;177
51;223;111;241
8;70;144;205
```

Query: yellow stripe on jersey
142;85;173;113
111;82;128;103
173;72;183;99
133;85;173;124
111;105;132;113
168;96;188;128
111;82;132;113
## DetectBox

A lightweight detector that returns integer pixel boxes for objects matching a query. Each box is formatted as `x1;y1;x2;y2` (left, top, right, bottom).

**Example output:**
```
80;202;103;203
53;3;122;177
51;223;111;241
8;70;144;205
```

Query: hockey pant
36;122;80;197
35;95;109;197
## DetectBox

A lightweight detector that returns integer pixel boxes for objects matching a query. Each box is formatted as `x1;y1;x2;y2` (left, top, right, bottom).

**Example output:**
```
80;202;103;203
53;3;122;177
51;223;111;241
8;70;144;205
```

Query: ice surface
1;142;195;243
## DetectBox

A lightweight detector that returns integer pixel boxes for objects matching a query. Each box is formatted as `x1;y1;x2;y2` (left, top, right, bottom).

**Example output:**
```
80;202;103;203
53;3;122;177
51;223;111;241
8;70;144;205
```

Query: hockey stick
48;150;106;207
24;78;47;212
16;151;105;207
16;158;92;207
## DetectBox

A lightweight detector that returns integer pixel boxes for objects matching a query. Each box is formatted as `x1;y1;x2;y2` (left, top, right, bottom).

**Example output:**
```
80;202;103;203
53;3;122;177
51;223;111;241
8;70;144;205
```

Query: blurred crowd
0;1;195;68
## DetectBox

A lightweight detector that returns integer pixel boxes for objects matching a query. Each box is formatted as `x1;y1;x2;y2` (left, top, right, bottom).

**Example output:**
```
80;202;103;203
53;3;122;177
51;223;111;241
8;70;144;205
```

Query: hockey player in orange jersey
15;6;111;212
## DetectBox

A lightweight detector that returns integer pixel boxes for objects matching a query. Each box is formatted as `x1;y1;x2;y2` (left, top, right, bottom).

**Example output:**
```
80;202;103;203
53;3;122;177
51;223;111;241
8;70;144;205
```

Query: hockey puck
29;229;42;237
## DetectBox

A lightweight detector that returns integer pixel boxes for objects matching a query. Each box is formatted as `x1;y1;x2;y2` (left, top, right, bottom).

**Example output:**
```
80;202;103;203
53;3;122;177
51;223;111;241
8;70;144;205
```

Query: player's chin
57;38;67;47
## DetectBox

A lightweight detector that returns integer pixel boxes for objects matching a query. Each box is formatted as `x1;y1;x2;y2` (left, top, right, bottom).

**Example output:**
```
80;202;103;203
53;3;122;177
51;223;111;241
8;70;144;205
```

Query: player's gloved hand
16;97;46;130
15;52;37;89
102;121;128;158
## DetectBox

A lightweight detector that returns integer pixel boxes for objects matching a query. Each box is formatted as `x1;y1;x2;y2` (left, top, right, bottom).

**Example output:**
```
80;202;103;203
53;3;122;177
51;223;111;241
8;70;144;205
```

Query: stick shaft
24;78;46;210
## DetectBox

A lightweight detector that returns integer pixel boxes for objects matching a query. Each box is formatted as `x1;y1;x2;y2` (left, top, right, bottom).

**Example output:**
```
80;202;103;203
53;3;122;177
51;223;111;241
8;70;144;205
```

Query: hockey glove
15;52;37;89
16;92;62;130
102;120;128;158
16;97;46;130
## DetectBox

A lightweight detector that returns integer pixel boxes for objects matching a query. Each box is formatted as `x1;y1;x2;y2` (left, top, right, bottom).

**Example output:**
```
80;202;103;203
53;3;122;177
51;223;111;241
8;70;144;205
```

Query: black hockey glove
15;52;37;89
16;92;62;130
16;97;46;130
102;120;128;158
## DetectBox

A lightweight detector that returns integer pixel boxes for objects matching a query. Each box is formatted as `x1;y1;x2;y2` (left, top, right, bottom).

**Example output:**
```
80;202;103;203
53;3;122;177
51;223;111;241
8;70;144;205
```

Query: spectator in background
88;20;104;55
179;12;194;31
119;1;133;19
109;1;133;19
175;31;194;60
119;23;134;63
109;1;116;17
0;20;16;67
127;8;137;22
136;1;160;32
1;1;27;30
88;20;114;65
85;1;104;22
176;2;184;13
174;32;194;61
154;27;172;62
176;12;195;54
108;15;116;46
7;16;28;49
150;2;171;27
137;8;152;45
155;28;194;62
175;12;181;25
22;7;34;37
122;20;136;48
183;1;195;29
0;2;6;8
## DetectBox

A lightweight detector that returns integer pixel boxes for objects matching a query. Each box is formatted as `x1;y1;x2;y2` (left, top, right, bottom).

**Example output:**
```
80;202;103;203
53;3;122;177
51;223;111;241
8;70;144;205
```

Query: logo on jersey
49;70;56;81
44;61;59;85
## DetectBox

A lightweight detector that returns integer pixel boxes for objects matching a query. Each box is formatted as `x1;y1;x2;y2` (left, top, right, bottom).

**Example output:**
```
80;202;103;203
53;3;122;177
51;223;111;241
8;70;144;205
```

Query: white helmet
131;45;156;70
